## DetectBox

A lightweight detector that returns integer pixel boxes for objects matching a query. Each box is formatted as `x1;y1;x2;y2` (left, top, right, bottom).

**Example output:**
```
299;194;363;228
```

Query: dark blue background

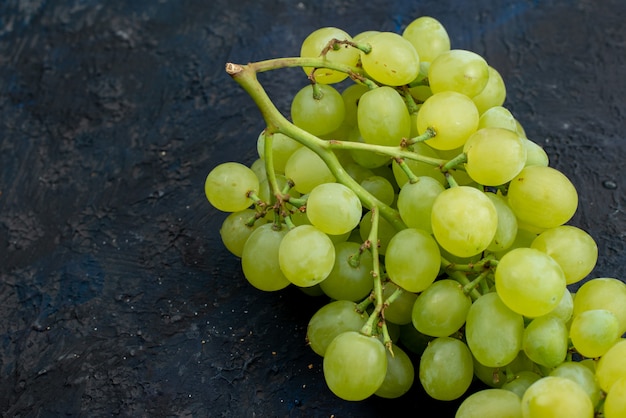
0;0;624;416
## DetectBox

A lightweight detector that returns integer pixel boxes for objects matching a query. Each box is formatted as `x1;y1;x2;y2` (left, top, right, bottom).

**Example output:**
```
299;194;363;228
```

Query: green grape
398;323;434;355
357;86;411;147
347;126;392;168
411;279;471;337
391;143;446;187
471;65;507;114
595;339;626;393
256;131;302;173
473;350;539;389
485;192;518;252
359;175;395;207
417;91;480;150
530;225;598;285
382;281;418;325
374;344;415;399
323;331;388;401
249;158;266;182
501;370;542;399
549;361;603;408
521;376;594;418
205;162;260;212
419;336;474;401
300;27;360;84
492;227;538;260
353;30;379;43
219;208;266;257
360;31;420;86
284;146;336;194
431;186;498;258
305;182;362;235
402;16;450;63
507;165;578;231
522;138;549;167
569;309;620;358
604;376;626;418
428;49;490;97
291;83;345;136
306;300;369;356
547;287;574;323
455;388;523;418
241;223;291;291
495;247;566;318
359;210;397;255
278;224;335;287
341;83;369;127
319;241;374;302
522;314;569;368
465;292;524;368
573;277;626;334
463;127;527;186
477;105;517;131
397;176;445;234
384;228;441;293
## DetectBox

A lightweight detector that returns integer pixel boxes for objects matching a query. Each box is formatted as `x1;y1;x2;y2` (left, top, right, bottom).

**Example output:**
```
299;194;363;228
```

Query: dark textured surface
0;0;624;416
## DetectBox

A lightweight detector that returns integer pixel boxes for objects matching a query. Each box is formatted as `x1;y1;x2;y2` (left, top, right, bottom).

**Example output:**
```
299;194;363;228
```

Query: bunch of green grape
206;16;626;418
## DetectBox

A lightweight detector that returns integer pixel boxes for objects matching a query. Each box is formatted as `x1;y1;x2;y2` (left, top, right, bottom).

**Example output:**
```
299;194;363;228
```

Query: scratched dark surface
0;0;624;416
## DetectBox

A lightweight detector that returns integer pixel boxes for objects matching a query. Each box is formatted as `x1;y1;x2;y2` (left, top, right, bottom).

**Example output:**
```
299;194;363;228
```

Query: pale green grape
382;281;418;325
473;350;539;389
502;370;542;399
531;225;598;285
604;376;626;418
300;27;360;84
205;162;260;212
411;279;471;337
344;160;375;183
507;166;578;231
360;31;420;86
359;175;395;207
256;131;302;173
522;138;549;167
522;314;569;368
391;143;446;186
306;182;362;235
319;241;374;302
417;91;480;150
397;176;445;234
595;339;626;392
463;127;527;186
477;106;518;131
374;344;415;399
219;208;266;257
431;186;498;258
347;126;391;168
291;83;345;136
284;146;336;194
323;331;387;401
570;309;620;358
549;361;603;408
384;228;441;293
521;376;594;418
547;287;574;323
419;336;474;401
357;86;411;147
455;388;522;418
573;277;626;334
306;300;369;356
278;225;335;287
402;16;450;63
472;65;507;114
341;83;369;127
249;158;266;182
495;247;566;318
428;49;490;97
465;292;524;367
241;223;291;291
492;227;538;260
359;210;397;255
398;323;434;356
485;192;518;252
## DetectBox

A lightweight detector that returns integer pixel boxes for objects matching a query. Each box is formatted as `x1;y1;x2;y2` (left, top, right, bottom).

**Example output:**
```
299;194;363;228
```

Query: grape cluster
206;16;626;418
